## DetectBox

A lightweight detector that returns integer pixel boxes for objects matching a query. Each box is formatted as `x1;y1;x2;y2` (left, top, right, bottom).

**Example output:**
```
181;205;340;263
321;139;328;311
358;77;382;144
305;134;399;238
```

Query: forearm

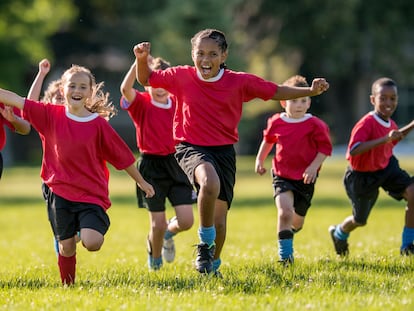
349;137;389;156
309;152;328;170
27;72;46;101
272;85;317;100
11;117;31;135
0;89;25;109
120;63;137;102
135;57;151;86
399;120;414;136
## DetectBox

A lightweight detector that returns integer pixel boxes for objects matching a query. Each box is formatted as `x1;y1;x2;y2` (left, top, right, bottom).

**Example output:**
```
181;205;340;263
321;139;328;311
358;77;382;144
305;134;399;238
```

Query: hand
387;129;403;142
133;42;151;59
0;106;18;122
255;161;267;176
310;78;329;95
139;181;155;198
303;166;318;184
39;59;51;75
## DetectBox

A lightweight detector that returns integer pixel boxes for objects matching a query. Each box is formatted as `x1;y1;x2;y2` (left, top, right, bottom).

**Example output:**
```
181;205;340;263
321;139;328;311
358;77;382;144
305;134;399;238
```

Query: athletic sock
212;258;221;271
278;230;294;260
334;225;349;240
148;255;163;270
401;226;414;249
198;226;216;247
164;230;176;240
58;254;76;285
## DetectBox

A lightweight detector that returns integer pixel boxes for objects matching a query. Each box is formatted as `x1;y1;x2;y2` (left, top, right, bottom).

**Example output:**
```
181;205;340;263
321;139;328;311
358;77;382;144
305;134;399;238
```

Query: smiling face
62;71;92;114
192;37;228;80
370;84;398;121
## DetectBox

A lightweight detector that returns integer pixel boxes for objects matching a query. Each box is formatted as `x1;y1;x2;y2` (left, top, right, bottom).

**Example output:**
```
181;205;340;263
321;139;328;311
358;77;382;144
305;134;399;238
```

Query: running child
255;75;332;264
134;28;329;275
0;64;155;285
120;58;194;270
329;77;414;257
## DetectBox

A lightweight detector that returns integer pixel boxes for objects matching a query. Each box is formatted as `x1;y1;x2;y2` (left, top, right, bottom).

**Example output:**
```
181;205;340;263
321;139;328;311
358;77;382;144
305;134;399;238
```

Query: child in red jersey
255;75;332;264
28;59;80;255
120;57;194;270
0;65;155;285
0;104;31;179
134;29;329;275
329;77;414;257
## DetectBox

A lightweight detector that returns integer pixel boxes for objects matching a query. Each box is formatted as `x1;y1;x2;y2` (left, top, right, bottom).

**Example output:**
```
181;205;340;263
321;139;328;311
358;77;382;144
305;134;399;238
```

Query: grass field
0;156;413;310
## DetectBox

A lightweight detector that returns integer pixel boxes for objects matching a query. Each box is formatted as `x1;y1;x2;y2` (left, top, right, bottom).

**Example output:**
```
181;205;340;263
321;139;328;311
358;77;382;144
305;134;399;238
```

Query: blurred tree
230;0;414;148
0;0;76;92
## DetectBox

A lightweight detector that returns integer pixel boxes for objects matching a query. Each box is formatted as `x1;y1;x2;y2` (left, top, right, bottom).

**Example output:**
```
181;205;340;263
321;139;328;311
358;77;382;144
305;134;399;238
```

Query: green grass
0;156;413;310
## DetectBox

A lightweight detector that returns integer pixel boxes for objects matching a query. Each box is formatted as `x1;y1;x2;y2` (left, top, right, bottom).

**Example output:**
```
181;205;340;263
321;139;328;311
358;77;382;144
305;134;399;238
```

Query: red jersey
120;91;175;155
263;113;332;180
23;99;136;210
0;103;22;150
149;66;278;146
347;111;398;172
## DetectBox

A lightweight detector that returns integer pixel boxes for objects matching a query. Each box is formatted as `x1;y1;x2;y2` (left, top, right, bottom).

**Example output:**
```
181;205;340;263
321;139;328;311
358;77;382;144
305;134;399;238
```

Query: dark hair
191;29;228;69
371;77;397;95
283;75;309;88
151;57;170;71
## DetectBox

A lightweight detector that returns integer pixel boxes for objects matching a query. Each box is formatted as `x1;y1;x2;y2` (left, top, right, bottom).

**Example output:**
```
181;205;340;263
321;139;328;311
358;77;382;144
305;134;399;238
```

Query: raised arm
120;62;138;103
272;78;329;100
133;42;152;86
27;59;51;101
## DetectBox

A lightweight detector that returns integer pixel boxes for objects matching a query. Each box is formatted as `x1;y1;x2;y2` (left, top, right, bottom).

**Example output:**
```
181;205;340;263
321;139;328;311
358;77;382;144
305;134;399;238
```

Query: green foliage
0;0;76;91
0;157;414;310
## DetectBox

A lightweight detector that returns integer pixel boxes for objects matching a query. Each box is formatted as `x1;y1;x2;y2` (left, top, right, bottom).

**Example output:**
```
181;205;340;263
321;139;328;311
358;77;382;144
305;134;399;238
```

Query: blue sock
334;226;349;240
198;226;216;247
164;230;176;240
401;227;414;249
148;255;163;270
213;258;221;271
278;238;293;260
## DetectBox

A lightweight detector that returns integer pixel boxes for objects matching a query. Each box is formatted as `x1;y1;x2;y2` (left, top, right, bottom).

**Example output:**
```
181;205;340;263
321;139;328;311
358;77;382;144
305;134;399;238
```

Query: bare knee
83;238;104;252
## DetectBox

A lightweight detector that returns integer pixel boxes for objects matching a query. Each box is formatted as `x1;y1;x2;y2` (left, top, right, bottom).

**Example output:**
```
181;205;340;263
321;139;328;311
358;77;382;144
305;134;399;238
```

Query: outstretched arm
255;140;274;175
399;120;414;137
133;42;152;86
272;78;329;100
350;129;403;156
0;88;25;110
27;59;51;101
0;106;30;135
120;62;138;103
124;164;155;198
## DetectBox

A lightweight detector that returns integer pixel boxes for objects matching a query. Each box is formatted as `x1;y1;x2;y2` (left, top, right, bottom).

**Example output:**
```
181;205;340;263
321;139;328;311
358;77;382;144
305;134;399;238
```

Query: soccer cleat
401;243;414;256
162;237;176;263
278;256;294;267
195;243;215;274
329;225;349;256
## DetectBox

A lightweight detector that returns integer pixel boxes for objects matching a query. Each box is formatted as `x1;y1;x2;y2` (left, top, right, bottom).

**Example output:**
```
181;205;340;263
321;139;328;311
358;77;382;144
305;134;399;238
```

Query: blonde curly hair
61;65;117;120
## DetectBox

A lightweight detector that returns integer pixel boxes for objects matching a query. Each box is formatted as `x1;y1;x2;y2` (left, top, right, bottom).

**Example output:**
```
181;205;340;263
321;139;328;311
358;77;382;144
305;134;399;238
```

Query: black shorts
44;184;110;241
344;155;414;224
175;142;236;208
272;173;315;217
137;153;194;212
